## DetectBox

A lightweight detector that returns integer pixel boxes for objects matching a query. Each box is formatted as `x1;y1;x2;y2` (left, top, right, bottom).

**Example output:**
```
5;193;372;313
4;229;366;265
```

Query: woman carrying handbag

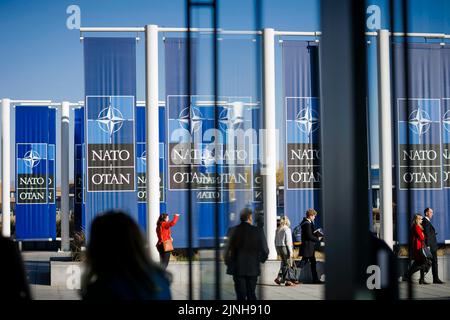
405;214;430;284
156;213;180;270
274;216;299;286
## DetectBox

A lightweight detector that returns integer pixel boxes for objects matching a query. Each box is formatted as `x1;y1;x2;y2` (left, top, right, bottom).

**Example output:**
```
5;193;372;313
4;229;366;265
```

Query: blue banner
282;41;321;229
165;38;198;247
83;37;138;237
74;108;85;232
136;105;166;232
165;38;261;247
15;106;56;240
394;43;450;243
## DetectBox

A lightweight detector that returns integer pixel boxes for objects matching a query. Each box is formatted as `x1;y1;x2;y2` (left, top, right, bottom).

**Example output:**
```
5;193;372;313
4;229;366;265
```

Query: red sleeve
415;225;425;241
163;215;179;229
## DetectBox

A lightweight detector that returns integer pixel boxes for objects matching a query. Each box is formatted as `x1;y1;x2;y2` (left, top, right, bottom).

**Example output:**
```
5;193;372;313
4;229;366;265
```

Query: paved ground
30;281;450;300
23;251;450;300
29;282;328;300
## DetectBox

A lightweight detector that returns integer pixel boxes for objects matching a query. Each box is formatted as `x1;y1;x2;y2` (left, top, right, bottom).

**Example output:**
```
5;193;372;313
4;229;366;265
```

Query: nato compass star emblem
295;104;319;136
178;106;203;133
443;110;450;133
139;151;147;166
408;108;432;138
23;150;41;169
219;105;244;131
97;99;125;140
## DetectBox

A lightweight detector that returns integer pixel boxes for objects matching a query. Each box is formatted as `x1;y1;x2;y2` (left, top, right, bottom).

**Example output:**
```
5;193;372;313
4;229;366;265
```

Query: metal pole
321;0;372;299
79;25;450;40
145;24;160;262
262;28;278;260
60;101;70;251
1;98;11;237
377;29;394;249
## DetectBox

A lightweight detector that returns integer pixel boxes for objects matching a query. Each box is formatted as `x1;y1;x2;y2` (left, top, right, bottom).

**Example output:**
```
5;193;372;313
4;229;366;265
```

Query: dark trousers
276;246;291;282
157;245;171;270
233;276;257;300
301;256;319;282
431;250;439;281
407;260;426;281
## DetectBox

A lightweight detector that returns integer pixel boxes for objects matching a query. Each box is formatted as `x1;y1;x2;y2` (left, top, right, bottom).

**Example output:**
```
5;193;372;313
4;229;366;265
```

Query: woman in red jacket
406;214;429;284
156;213;179;270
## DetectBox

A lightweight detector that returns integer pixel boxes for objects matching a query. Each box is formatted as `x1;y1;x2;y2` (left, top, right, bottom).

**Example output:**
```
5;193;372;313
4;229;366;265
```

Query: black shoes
419;279;431;285
312;280;325;284
433;279;445;284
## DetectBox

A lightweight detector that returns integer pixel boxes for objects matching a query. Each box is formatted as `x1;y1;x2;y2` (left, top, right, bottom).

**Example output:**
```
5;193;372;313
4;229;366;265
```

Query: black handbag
284;262;301;282
421;241;433;260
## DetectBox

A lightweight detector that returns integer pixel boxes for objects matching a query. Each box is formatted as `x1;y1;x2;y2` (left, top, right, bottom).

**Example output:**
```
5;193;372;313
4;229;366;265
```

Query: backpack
292;224;302;242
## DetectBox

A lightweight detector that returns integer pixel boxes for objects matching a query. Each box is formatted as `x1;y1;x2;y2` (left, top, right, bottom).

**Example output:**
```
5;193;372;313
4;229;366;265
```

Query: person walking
274;216;296;286
81;211;172;300
299;209;323;284
422;208;444;284
224;208;269;300
156;213;180;270
406;214;430;284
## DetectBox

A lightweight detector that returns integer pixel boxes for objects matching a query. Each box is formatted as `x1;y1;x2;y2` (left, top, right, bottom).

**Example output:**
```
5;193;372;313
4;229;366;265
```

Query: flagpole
377;29;394;249
145;24;160;261
262;28;278;260
60;101;71;251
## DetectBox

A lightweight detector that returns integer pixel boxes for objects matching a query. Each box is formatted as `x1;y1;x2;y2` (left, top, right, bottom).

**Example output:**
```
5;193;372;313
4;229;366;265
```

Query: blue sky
0;0;449;184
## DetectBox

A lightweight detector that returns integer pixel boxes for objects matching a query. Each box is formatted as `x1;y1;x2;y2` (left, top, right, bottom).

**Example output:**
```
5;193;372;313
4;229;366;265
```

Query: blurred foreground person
225;208;269;300
156;213;179;270
369;232;398;299
406;214;430;284
0;235;31;300
422;208;444;284
81;211;171;300
274;216;296;286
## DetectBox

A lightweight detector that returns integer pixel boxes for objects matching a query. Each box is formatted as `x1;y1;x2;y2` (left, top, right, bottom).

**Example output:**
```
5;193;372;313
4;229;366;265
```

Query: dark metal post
320;0;372;299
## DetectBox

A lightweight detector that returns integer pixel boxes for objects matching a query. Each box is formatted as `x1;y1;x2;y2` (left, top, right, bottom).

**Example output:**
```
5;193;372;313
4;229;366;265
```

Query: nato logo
408;108;432;137
97;104;124;136
295;104;319;135
219;105;244;131
23;150;41;169
178;106;203;133
443;110;450;133
139;150;147;166
285;97;320;145
86;95;135;145
398;99;441;145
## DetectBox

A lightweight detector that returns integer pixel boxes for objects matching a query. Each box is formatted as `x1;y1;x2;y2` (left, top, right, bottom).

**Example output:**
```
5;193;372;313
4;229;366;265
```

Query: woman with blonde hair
405;214;430;284
274;216;297;286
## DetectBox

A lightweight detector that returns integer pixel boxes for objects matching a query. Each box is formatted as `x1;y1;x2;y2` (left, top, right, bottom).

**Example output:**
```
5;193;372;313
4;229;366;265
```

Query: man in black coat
224;208;269;300
422;208;444;284
299;209;323;284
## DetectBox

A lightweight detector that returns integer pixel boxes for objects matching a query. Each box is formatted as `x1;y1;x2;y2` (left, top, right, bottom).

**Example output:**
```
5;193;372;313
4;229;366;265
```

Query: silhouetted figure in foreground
369;232;398;300
81;211;171;300
224;208;269;300
0;235;31;300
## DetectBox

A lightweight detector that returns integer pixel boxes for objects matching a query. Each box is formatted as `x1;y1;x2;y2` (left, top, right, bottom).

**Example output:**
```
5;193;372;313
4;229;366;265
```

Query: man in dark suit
299;208;323;284
224;208;269;300
422;208;444;284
